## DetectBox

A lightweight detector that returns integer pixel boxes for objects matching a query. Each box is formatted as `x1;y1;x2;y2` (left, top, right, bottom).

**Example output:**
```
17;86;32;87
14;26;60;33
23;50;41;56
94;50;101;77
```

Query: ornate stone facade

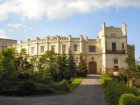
16;22;135;74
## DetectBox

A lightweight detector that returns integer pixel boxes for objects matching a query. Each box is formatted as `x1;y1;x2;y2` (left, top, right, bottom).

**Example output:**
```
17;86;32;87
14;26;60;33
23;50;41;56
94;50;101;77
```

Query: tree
67;49;76;80
15;48;32;71
0;48;17;80
77;54;88;77
15;48;33;80
37;50;57;81
56;52;68;80
119;58;137;87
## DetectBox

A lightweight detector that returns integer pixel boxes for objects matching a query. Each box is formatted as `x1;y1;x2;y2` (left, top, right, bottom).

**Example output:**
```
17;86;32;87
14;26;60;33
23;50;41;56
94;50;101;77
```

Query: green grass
136;88;140;94
68;78;83;91
100;74;112;86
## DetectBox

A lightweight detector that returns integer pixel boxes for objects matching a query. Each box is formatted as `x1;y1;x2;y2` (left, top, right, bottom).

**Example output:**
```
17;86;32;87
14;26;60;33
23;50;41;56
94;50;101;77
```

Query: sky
0;0;140;59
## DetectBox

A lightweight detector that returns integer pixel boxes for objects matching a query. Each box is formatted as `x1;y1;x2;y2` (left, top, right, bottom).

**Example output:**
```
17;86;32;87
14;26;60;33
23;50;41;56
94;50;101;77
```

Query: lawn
68;77;83;91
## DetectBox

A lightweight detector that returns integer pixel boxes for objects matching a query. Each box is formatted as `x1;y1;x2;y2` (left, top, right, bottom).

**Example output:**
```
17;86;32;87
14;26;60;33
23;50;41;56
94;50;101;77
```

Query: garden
0;48;87;96
101;60;140;105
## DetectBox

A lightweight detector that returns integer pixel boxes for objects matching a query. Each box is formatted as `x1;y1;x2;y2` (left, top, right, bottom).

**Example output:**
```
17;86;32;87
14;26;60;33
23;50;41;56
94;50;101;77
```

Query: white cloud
0;0;140;21
0;29;9;38
7;23;23;28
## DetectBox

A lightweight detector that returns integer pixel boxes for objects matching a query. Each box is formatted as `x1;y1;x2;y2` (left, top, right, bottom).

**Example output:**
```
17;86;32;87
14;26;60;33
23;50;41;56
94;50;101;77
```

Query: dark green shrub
35;83;53;94
18;73;30;80
77;69;87;77
17;81;36;95
119;94;140;105
60;80;69;91
106;81;138;105
50;80;69;92
0;81;20;95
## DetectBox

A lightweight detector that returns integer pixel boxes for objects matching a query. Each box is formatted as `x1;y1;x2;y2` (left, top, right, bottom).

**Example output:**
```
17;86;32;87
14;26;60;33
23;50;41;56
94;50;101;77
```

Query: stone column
28;39;30;56
36;37;39;56
80;35;83;53
46;36;49;51
57;35;60;53
68;35;71;51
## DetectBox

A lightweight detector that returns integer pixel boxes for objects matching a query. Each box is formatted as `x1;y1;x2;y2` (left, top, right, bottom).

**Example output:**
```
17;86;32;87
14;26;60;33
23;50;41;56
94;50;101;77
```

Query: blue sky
0;0;140;59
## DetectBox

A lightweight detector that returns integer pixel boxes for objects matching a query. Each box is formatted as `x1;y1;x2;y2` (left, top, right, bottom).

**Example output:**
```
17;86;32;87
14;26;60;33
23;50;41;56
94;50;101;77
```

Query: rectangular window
73;44;77;51
114;66;119;71
89;46;96;52
40;46;45;53
114;59;118;64
122;43;124;50
51;45;55;51
111;33;116;37
112;43;116;51
62;45;66;53
31;47;34;54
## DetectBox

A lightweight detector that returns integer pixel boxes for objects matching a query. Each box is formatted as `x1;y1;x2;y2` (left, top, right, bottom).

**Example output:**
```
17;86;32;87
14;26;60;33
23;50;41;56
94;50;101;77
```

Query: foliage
119;93;140;105
101;75;140;105
68;78;82;91
0;48;17;80
0;48;83;96
56;53;68;81
37;50;58;81
100;74;112;87
17;81;36;95
77;54;88;77
67;50;76;80
115;58;138;87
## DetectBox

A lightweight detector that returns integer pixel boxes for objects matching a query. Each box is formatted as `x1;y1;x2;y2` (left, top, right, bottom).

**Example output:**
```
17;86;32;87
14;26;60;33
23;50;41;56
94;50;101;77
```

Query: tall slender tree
67;49;76;80
77;53;88;77
57;52;68;80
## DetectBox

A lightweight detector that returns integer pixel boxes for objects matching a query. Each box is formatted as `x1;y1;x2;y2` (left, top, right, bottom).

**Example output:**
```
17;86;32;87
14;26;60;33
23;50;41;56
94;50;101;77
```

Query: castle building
0;38;17;52
16;22;135;74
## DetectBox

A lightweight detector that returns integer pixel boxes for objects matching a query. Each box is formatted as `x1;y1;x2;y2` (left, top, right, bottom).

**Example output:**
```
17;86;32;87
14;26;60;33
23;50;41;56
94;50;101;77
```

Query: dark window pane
122;43;124;50
89;46;96;52
73;44;77;51
114;59;118;64
112;43;116;51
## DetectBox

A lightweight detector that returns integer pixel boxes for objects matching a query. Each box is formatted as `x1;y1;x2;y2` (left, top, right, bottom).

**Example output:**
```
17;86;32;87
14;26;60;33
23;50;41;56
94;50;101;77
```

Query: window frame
73;44;78;51
112;42;116;51
31;47;34;54
114;59;118;64
89;46;96;52
51;45;55;51
40;46;45;53
62;45;66;53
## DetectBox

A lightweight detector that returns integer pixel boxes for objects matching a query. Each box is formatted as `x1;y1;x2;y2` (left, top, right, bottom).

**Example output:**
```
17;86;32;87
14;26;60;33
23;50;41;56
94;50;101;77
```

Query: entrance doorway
89;61;97;74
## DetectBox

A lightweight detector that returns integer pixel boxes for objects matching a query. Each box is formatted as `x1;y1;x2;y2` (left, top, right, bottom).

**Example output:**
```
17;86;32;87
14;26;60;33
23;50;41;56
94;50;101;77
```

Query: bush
17;81;36;95
35;83;53;94
49;80;69;92
119;94;140;105
101;74;140;105
77;69;87;77
0;81;20;95
105;80;139;105
100;74;112;87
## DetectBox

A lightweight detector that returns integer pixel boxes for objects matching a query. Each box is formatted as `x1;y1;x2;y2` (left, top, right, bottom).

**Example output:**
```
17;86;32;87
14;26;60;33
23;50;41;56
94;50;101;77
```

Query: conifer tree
77;53;88;77
67;49;76;80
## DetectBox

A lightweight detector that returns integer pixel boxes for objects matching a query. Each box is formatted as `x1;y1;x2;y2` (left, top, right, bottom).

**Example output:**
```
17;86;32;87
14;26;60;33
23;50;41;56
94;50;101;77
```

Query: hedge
101;75;140;105
119;93;140;105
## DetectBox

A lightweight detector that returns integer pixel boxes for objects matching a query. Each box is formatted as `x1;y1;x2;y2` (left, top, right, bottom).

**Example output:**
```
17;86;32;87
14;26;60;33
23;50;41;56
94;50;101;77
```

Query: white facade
16;22;135;74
